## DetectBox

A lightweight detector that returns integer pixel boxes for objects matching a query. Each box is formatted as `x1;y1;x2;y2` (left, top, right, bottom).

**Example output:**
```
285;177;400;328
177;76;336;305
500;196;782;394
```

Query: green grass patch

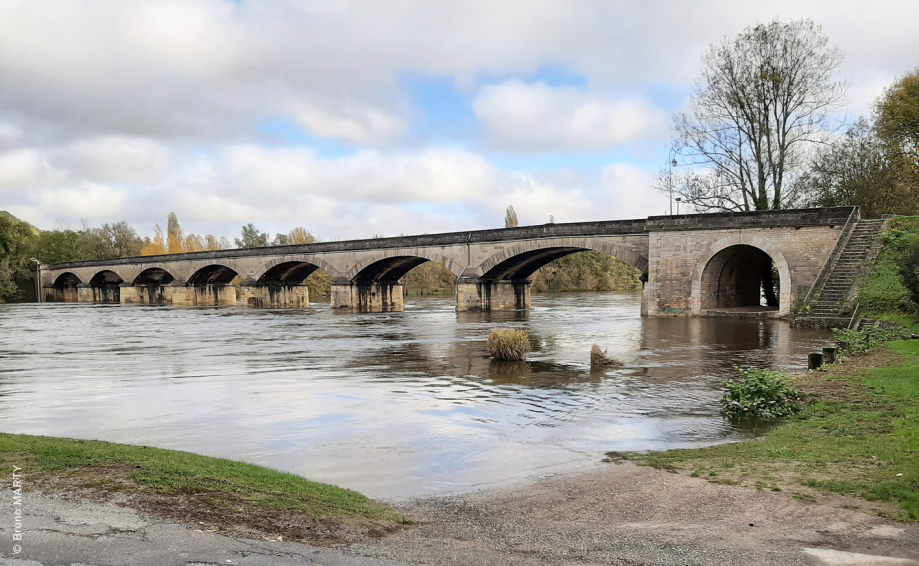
0;434;410;541
858;216;919;317
627;339;919;521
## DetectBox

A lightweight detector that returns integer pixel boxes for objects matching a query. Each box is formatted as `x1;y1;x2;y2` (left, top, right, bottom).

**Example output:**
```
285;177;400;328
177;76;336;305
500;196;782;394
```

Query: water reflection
0;292;831;499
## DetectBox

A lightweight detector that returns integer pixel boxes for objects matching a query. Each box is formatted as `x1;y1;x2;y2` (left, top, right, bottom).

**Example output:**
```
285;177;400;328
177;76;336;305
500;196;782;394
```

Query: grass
626;337;919;521
486;328;532;361
857;216;919;317
0;433;410;542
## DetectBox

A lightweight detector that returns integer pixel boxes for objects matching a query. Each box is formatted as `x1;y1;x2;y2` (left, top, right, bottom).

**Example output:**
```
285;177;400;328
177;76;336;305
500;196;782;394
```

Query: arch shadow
133;267;176;286
89;270;124;303
188;264;239;285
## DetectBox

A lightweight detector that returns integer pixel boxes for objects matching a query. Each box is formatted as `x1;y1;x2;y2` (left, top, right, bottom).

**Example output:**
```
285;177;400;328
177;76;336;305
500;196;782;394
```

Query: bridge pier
44;285;80;303
120;283;171;305
456;277;531;312
91;284;121;303
239;283;309;308
76;284;94;303
331;281;404;312
169;284;237;307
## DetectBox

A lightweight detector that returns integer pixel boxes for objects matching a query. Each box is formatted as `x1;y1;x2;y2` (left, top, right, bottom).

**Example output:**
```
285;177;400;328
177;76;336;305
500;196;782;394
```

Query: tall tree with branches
661;19;847;212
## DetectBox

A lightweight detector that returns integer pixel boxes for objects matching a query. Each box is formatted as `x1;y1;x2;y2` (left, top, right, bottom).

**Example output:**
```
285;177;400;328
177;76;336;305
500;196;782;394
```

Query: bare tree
660;19;846;212
505;205;519;228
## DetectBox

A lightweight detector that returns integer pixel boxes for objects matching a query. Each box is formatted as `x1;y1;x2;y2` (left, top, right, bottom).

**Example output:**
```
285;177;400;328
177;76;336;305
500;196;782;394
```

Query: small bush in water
486;329;532;361
721;368;807;420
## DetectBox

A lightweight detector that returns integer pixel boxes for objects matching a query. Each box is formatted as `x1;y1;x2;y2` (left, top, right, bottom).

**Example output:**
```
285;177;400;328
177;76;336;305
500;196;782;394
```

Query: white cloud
1;0;918;239
474;81;666;152
0;149;67;192
292;99;407;145
601;163;669;219
62;137;171;184
0;123;22;141
3;0;916;143
38;183;127;221
0;140;666;238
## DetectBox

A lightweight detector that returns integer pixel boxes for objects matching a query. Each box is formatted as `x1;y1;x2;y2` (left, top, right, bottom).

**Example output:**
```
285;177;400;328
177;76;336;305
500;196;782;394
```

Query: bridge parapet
38;207;858;317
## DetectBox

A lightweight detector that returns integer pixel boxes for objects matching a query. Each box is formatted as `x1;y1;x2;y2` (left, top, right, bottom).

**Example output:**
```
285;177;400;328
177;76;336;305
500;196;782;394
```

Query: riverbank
629;337;919;521
0;433;410;545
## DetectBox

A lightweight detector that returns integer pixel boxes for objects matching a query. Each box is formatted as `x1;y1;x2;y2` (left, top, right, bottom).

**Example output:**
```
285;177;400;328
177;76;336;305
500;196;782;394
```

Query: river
0;291;831;499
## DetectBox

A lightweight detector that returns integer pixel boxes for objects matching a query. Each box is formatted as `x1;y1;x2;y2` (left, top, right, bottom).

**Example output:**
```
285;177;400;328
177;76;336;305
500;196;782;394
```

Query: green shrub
485;329;532;361
900;236;919;305
832;324;916;355
857;218;919;315
721;368;807;420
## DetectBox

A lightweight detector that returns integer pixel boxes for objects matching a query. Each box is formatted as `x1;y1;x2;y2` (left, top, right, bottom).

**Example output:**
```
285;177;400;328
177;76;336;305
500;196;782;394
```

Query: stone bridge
39;207;861;317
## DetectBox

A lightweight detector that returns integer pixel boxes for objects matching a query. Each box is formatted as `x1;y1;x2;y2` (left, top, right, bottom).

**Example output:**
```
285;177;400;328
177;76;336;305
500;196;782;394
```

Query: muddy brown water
0;291;831;499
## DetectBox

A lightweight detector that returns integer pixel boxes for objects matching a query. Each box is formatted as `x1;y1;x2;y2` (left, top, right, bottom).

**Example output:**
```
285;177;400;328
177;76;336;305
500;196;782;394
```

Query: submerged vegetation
590;344;622;367
486;329;532;361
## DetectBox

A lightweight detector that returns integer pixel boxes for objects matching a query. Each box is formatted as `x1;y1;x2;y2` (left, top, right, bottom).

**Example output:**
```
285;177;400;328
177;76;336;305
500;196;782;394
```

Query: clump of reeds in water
486;329;532;361
590;344;622;367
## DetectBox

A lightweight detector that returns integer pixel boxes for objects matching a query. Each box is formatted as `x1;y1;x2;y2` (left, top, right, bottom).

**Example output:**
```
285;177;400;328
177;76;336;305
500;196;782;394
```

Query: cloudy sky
1;1;917;241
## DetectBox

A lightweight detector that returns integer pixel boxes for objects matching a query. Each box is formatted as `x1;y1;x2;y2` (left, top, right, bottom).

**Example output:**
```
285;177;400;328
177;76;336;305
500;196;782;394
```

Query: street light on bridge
668;148;678;216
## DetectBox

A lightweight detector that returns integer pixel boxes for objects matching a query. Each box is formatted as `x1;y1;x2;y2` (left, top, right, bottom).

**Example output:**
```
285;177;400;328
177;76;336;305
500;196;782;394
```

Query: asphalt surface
0;493;413;566
2;475;918;566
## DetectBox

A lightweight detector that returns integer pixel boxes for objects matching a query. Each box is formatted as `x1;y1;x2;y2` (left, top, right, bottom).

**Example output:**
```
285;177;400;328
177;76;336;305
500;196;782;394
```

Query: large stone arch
187;264;240;285
691;235;792;315
88;269;126;285
132;266;177;285
250;255;341;283
52;272;82;287
477;237;649;280
88;269;125;303
343;249;463;281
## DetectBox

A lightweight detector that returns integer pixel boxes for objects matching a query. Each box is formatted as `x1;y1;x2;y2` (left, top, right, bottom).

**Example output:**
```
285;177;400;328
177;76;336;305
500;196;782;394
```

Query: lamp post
668;148;678;216
31;258;41;303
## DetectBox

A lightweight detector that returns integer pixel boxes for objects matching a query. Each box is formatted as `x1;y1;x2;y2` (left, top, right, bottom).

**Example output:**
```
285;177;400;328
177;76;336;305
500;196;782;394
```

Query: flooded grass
629;339;919;521
485;328;532;361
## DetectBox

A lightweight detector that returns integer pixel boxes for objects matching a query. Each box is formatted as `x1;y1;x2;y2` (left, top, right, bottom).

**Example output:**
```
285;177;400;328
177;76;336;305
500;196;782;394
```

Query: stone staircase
809;219;885;317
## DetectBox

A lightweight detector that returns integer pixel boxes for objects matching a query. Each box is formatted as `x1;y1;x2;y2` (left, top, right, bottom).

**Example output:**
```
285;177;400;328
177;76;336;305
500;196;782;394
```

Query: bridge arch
691;236;792;315
89;270;125;286
52;272;82;288
187;264;239;285
132;267;176;285
252;256;338;283
344;250;461;282
478;239;648;281
89;270;124;303
48;272;82;303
